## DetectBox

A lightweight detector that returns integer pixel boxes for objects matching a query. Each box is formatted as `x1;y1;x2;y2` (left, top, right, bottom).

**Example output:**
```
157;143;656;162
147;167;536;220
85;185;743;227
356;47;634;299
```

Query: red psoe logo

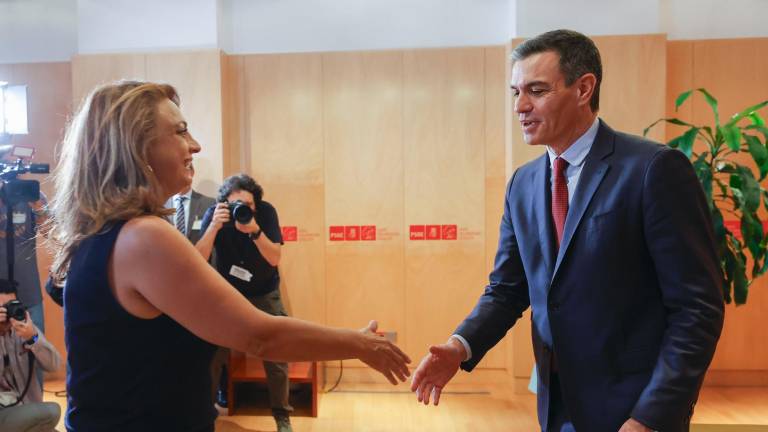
409;225;425;240
345;225;360;241
361;225;376;241
329;226;345;241
282;226;298;242
441;224;457;240
426;225;441;240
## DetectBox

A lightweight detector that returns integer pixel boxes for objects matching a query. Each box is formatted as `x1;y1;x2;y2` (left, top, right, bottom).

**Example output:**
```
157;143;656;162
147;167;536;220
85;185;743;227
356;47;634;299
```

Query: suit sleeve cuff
450;334;472;362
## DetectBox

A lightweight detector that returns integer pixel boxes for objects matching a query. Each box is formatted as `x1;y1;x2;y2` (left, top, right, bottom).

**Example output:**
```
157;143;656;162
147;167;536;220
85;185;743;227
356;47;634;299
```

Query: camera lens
232;203;254;224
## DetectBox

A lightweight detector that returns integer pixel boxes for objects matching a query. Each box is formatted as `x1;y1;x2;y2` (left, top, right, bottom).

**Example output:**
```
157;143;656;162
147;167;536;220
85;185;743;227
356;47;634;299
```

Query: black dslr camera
225;200;254;226
2;299;26;322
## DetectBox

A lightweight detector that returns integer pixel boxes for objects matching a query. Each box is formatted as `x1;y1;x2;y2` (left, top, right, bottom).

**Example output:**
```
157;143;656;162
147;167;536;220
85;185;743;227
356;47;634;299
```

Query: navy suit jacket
455;121;724;431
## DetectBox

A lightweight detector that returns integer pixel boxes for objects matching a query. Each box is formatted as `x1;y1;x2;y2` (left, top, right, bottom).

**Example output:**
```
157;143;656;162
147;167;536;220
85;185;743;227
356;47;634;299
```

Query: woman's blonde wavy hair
47;80;179;281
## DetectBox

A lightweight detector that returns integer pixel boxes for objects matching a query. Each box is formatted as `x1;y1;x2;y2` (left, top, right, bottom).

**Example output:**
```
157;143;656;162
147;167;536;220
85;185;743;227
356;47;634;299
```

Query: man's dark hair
217;173;264;204
511;29;602;111
0;285;16;295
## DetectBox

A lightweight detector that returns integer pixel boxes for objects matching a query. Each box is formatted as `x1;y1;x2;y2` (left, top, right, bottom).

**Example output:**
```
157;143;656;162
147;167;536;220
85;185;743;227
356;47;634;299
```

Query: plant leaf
737;167;761;213
745;134;768;179
676;127;700;158
722;124;743;152
675;90;693;111
697;88;720;126
643;118;697;137
726;100;768;126
692;154;713;205
748;112;766;127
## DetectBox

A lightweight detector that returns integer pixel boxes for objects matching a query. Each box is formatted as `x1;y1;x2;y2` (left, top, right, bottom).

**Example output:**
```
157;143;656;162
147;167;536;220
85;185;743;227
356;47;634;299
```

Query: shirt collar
546;117;600;168
175;190;193;202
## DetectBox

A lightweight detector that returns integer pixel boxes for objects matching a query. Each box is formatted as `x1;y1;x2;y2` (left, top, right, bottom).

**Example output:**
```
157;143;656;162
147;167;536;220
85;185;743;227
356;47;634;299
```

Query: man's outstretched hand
410;338;466;406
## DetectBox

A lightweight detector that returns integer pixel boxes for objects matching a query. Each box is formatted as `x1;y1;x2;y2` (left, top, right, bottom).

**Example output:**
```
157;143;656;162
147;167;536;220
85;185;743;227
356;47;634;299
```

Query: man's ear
575;73;597;107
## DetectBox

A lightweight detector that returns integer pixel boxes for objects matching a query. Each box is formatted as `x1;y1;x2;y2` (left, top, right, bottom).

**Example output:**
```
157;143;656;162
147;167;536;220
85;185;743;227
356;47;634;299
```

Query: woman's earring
147;165;154;173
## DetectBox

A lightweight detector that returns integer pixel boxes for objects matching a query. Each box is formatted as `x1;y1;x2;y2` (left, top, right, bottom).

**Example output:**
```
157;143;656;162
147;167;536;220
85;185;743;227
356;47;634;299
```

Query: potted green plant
645;89;768;305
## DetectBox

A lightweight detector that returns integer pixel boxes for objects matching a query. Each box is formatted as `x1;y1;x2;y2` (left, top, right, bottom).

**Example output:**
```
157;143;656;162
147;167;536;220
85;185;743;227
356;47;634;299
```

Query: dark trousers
547;373;575;432
211;289;293;415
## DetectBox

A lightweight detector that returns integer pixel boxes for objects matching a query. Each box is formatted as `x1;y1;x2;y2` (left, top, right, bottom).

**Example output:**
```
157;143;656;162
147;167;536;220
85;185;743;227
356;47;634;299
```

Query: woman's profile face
147;99;201;199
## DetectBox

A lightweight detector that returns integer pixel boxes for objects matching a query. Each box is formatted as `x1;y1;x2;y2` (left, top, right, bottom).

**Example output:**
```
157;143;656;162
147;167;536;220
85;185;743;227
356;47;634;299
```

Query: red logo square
329;226;345;241
282;226;298;242
441;224;457;240
409;225;425;240
426;225;441;240
345;225;360;241
361;225;376;241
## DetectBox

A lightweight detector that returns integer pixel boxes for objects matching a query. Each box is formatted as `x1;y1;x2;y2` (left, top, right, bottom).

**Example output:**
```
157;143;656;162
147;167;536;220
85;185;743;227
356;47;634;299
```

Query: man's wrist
447;336;469;362
250;229;262;240
24;333;38;346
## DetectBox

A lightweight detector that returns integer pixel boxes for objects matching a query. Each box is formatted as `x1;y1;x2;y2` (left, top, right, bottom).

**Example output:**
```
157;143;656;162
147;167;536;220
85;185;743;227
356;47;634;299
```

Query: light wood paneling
244;54;326;325
221;53;246;177
146;50;223;196
71;54;145;108
484;46;513;372
595;34;667;141
322;52;405;351
403;48;496;367
684;38;768;371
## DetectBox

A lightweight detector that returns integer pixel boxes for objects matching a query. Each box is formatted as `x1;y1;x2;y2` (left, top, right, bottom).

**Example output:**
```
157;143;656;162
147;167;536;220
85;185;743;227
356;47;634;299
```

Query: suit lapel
532;154;556;278
551;121;615;281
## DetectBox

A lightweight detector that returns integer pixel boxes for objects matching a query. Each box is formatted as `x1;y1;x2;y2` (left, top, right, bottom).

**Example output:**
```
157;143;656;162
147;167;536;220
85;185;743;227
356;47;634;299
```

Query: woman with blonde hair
48;81;410;432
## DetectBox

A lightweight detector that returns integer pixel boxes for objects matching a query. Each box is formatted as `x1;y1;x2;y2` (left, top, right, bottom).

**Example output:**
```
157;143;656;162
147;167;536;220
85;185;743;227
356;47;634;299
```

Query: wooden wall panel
244;54;326;325
146;51;223;197
322;52;405;353
0;62;72;378
484;46;512;371
71;54;145;108
685;38;768;371
402;48;497;367
221;53;246;177
595;34;667;141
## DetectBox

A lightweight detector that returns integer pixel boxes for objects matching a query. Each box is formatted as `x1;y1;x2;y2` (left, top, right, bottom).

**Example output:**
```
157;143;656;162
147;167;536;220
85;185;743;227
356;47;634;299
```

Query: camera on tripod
0;145;50;294
0;145;50;205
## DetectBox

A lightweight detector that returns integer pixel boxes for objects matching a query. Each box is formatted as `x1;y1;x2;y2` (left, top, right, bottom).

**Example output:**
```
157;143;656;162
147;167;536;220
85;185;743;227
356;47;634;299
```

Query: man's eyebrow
510;80;549;89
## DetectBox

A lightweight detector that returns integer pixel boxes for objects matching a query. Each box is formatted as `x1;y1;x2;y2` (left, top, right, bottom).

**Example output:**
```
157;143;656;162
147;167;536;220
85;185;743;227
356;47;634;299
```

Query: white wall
516;0;660;37
2;0;768;64
226;0;514;54
662;0;768;40
77;0;220;53
0;0;77;63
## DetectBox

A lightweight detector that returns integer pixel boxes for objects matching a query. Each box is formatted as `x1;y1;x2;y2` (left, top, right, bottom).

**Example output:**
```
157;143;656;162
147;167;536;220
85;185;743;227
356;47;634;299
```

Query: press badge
191;219;202;231
12;212;26;224
229;265;253;282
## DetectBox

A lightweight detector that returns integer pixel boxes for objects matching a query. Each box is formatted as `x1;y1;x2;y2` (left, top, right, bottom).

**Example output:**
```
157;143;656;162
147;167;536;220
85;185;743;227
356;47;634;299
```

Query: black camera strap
0;351;35;409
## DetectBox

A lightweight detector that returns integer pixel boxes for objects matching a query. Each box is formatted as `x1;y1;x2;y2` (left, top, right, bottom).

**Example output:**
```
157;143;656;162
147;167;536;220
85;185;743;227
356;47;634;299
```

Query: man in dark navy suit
411;29;724;432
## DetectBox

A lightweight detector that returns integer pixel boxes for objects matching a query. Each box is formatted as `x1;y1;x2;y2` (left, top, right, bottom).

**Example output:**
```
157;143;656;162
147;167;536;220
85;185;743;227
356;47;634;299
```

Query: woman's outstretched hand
358;320;411;385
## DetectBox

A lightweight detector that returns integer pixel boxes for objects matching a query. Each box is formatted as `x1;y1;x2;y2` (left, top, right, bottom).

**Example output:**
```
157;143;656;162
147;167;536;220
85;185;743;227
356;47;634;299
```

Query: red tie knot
554;157;569;175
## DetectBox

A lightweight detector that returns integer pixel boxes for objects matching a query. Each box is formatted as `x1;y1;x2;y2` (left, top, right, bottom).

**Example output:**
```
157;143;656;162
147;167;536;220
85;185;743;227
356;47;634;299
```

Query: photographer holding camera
0;188;48;334
196;173;291;431
0;286;61;431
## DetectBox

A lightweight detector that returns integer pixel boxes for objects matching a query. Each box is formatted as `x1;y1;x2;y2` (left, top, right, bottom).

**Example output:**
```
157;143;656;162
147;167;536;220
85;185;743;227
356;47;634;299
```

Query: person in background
165;163;216;245
197;173;292;431
0;286;61;431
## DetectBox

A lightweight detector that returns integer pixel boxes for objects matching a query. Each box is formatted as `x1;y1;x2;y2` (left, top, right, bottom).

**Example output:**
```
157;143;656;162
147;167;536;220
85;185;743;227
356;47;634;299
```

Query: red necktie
552;157;569;248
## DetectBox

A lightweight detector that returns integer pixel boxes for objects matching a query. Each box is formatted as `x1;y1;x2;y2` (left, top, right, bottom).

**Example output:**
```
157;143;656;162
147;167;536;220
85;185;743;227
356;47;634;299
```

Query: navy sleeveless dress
64;220;217;431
